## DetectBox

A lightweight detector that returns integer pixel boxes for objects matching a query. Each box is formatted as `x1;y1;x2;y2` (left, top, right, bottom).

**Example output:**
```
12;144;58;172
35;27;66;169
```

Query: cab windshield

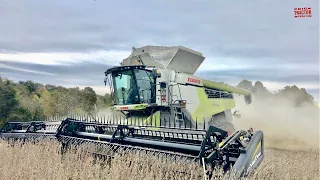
112;69;155;105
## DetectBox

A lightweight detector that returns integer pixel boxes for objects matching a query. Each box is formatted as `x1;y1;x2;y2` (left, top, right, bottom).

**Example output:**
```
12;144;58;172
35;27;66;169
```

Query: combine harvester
0;46;264;179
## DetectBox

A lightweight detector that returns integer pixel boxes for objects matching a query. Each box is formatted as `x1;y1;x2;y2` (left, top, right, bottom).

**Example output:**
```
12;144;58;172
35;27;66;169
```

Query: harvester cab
104;45;252;133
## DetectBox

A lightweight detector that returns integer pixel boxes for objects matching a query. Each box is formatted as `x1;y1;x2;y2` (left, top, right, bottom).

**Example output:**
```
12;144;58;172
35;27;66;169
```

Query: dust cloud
233;95;319;151
96;108;119;117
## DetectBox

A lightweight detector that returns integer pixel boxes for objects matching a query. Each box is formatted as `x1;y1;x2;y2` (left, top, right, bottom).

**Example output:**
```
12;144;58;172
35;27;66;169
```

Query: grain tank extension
105;45;252;133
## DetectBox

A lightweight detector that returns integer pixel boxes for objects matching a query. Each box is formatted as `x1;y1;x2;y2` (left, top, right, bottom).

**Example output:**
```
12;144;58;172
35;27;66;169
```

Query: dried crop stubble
0;140;318;180
0;140;206;180
248;149;319;180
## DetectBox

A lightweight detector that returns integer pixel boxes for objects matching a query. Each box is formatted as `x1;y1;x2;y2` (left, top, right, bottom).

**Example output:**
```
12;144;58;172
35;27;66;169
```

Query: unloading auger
0;45;265;179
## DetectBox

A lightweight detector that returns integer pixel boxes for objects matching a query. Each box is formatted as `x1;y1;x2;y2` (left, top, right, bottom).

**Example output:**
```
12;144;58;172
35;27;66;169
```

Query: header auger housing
1;45;264;179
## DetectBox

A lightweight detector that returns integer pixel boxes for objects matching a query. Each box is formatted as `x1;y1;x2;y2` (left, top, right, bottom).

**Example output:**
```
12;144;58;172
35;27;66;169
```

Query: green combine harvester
105;45;252;133
1;45;264;180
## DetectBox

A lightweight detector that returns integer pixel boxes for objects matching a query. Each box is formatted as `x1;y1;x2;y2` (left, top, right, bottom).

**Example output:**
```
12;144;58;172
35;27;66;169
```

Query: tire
209;110;236;133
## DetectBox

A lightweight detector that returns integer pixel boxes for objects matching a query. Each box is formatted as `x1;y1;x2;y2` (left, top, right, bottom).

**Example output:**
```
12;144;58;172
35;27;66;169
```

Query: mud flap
232;130;264;179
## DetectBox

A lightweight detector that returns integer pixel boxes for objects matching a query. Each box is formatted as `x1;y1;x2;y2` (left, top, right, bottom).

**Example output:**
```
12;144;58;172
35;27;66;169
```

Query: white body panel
155;68;202;116
170;84;200;115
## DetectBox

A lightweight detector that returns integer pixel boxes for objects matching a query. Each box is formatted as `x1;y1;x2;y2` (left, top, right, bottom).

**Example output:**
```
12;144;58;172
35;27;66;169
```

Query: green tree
252;81;272;97
80;87;97;112
44;84;57;92
66;87;82;114
274;85;314;106
0;79;18;120
236;79;253;90
19;80;38;93
49;89;74;116
6;107;33;122
104;93;113;107
32;106;45;121
39;88;52;117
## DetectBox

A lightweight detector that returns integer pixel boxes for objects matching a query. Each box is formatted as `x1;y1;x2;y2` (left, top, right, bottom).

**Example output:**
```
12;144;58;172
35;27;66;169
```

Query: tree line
236;80;315;106
0;77;112;127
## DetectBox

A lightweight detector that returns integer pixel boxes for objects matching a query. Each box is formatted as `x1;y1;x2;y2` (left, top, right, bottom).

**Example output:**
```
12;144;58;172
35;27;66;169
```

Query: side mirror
104;77;107;86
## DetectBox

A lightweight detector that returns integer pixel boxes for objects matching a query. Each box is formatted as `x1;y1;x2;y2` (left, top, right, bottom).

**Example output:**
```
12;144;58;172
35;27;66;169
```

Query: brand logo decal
120;106;129;110
246;152;261;174
187;77;200;84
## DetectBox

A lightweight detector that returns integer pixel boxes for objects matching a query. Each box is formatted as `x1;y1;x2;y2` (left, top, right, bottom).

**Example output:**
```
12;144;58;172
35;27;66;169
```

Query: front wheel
208;110;235;133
